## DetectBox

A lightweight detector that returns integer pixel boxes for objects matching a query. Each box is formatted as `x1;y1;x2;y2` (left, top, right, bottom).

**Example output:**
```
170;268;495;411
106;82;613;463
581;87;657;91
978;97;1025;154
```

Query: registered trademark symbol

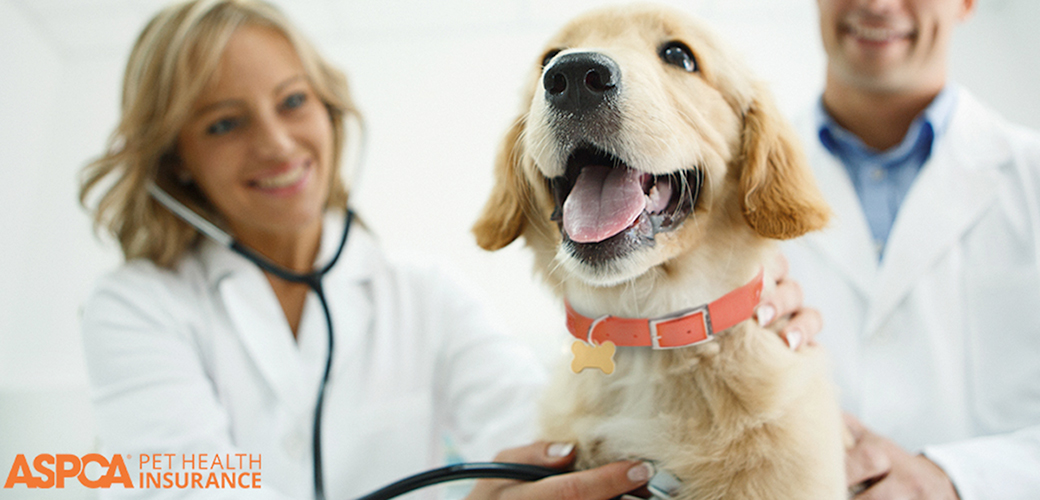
126;455;132;460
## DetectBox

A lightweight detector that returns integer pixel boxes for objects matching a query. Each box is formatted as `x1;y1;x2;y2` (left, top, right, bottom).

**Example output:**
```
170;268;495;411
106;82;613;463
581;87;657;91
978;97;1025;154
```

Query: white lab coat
783;88;1040;499
81;213;547;499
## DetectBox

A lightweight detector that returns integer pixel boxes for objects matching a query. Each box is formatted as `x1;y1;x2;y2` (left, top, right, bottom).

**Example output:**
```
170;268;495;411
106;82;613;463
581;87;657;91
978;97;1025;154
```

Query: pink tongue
563;166;647;243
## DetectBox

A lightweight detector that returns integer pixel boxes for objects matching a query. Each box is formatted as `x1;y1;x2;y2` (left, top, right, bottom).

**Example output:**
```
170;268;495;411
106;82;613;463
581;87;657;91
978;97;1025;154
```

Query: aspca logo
4;454;133;489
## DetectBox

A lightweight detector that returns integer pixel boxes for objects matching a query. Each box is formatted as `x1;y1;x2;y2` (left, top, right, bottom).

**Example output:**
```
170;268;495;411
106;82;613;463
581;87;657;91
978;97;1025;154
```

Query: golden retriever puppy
473;4;846;500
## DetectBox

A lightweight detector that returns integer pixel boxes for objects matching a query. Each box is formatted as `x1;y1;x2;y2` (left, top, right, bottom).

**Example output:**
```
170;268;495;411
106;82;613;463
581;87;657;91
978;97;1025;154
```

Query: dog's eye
542;49;562;68
659;42;698;72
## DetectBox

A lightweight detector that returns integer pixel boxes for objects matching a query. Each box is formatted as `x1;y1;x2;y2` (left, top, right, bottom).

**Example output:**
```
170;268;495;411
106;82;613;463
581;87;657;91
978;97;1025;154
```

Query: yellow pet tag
570;340;616;374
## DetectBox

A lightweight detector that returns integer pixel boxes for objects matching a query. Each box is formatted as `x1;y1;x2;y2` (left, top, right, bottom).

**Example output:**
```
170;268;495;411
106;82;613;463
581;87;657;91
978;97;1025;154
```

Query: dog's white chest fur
540;325;847;500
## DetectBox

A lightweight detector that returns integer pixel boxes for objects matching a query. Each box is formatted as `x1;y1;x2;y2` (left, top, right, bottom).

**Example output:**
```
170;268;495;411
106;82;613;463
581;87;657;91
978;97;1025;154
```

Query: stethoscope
147;182;350;498
147;109;370;498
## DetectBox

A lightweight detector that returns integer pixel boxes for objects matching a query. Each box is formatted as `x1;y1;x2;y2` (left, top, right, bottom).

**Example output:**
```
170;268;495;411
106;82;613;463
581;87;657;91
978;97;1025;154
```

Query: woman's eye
282;92;307;110
660;42;698;73
206;118;239;136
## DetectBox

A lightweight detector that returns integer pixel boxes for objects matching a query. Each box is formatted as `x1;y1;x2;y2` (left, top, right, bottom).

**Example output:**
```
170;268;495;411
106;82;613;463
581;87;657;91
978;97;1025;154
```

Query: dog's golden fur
474;5;845;499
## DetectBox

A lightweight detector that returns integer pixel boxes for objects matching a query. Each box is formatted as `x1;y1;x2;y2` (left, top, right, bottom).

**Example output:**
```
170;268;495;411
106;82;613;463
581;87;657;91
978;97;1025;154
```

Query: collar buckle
648;304;713;350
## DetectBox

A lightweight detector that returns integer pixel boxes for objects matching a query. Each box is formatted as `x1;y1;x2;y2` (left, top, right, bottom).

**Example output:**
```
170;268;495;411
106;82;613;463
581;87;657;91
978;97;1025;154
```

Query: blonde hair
79;0;358;267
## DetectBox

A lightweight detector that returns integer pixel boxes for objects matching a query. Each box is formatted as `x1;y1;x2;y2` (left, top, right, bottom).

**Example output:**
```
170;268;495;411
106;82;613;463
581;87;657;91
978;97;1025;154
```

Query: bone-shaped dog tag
570;340;616;374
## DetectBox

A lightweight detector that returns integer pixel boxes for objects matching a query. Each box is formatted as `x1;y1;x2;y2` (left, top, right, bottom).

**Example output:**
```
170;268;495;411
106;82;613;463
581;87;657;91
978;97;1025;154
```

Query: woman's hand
465;442;652;500
755;251;823;351
844;414;960;499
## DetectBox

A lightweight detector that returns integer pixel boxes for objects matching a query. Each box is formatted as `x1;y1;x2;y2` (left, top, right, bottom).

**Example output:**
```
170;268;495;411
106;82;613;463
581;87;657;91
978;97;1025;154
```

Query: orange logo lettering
4;454;133;489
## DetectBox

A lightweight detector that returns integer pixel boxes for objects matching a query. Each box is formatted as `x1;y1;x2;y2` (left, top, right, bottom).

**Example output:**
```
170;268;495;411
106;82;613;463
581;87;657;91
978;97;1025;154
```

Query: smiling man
783;0;1040;499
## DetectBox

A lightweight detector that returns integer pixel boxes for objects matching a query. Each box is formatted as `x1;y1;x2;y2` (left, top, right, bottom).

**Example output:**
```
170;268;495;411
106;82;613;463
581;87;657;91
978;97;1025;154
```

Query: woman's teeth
255;163;306;189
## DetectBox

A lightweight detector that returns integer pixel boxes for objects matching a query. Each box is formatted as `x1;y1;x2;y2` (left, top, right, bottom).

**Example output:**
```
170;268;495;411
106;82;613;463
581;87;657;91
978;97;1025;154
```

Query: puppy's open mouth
549;146;702;263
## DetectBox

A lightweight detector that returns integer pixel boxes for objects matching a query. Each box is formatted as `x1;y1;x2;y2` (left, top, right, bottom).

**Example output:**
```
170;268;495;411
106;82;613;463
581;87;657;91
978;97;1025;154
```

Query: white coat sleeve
425;266;549;462
81;267;292;499
924;426;1040;500
924;125;1040;500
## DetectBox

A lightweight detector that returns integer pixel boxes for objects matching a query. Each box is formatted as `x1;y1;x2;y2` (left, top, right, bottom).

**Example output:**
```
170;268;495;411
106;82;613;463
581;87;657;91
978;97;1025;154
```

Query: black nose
542;52;620;113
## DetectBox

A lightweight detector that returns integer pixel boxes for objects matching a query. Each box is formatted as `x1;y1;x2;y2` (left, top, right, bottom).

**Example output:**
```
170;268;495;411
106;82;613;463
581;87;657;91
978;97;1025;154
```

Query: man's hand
465;442;652;500
755;251;823;351
845;414;960;499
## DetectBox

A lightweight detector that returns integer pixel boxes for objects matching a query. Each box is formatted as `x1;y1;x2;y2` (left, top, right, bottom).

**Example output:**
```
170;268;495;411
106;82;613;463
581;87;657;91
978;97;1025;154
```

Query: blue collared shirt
816;85;957;259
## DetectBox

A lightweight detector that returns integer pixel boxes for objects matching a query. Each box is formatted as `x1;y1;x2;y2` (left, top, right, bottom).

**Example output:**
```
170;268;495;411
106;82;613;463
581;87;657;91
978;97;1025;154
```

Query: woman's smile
250;158;313;193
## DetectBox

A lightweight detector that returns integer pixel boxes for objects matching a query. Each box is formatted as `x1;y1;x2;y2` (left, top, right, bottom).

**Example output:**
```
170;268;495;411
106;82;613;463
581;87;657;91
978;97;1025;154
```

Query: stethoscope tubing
148;182;351;499
230;211;352;500
354;462;560;500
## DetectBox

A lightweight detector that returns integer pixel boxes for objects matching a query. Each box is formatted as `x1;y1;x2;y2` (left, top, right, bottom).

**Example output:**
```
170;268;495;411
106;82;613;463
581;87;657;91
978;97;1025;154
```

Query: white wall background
1;0;1037;497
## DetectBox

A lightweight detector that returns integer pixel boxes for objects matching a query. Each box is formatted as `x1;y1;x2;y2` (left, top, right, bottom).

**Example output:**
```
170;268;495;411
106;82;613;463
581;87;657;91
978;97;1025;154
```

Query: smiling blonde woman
76;1;553;498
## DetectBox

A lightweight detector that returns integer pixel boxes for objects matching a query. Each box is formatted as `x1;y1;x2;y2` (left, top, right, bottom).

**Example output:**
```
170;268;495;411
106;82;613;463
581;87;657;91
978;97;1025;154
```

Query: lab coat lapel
199;212;377;411
307;215;378;377
202;241;311;411
866;93;1002;335
800;135;878;298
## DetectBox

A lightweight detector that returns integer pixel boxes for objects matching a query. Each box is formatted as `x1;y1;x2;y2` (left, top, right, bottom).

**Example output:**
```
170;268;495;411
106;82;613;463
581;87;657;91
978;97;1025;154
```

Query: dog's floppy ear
738;84;830;239
473;116;530;250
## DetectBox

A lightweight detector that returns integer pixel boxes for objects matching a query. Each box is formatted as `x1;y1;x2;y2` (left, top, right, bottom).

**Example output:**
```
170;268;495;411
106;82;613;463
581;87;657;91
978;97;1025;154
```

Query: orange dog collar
565;269;764;349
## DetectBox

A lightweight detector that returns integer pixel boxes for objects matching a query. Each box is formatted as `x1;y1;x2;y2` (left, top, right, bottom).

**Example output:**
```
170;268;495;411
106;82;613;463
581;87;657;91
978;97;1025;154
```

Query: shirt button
870;167;885;181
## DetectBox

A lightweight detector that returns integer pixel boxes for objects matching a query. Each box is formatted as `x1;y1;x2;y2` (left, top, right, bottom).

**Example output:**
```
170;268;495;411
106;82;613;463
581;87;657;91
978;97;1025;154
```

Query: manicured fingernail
756;305;775;327
547;442;574;458
627;462;654;483
786;330;802;351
